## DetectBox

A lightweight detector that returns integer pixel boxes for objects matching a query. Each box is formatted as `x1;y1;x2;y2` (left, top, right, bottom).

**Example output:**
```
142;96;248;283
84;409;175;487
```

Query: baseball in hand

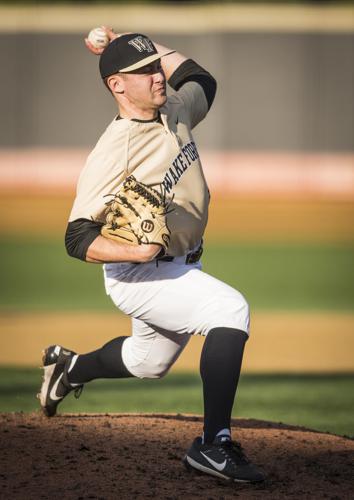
87;27;110;50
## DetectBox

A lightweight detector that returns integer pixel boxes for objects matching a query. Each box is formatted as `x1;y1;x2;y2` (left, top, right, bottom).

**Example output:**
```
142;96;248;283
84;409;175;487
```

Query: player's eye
147;61;162;74
136;64;153;74
132;60;163;75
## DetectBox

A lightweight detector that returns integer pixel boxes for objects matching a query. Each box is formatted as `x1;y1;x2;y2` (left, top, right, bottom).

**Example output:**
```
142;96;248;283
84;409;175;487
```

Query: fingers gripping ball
101;176;171;251
87;27;110;50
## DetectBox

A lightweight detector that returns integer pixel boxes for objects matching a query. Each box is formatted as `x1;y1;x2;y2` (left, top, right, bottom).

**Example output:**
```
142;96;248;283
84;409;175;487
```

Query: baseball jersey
69;81;210;257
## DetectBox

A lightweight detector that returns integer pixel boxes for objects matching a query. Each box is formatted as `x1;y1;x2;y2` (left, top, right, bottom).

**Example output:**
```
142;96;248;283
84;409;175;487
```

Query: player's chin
153;93;167;107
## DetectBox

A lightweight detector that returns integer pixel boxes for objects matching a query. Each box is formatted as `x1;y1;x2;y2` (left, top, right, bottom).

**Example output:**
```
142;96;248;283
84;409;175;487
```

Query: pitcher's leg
108;262;251;437
110;263;251;445
121;318;190;379
200;327;248;443
68;336;133;384
102;263;252;440
39;318;190;417
67;319;190;383
107;261;250;336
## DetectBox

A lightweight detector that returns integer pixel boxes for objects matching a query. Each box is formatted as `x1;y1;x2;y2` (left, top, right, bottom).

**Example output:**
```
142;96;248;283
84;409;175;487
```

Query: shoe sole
37;348;59;418
183;455;265;483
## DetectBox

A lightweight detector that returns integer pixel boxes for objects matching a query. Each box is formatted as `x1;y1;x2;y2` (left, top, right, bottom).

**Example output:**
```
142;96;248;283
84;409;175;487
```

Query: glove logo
141;219;154;233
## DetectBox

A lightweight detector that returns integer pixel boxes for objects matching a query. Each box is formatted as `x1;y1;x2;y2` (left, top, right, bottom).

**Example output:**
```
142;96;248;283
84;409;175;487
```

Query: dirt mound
1;413;353;499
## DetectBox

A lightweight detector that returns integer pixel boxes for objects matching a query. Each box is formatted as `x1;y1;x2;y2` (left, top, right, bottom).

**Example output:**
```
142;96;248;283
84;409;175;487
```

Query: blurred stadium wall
0;2;353;195
0;3;353;370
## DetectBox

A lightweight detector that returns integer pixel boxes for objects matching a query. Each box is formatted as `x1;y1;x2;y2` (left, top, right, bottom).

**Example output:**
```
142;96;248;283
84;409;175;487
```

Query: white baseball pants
103;256;249;379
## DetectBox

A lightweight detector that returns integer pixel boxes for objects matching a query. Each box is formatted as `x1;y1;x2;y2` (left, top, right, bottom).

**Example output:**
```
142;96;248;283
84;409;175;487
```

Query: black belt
157;243;203;265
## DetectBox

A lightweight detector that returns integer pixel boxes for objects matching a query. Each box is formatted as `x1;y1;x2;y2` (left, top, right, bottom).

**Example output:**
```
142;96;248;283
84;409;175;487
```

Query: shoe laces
219;441;250;466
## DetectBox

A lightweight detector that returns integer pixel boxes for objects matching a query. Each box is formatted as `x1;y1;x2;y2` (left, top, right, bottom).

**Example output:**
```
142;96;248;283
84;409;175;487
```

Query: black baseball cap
99;33;174;79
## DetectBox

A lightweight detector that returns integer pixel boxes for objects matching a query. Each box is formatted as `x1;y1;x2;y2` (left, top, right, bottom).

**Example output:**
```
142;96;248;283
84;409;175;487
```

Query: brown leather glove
101;175;171;252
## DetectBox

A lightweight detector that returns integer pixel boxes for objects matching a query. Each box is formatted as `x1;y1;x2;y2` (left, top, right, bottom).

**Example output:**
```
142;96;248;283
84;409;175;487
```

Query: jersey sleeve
168;59;217;129
65;218;103;261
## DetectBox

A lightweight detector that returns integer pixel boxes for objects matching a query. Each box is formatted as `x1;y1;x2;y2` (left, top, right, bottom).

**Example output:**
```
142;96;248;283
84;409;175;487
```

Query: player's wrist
137;244;162;262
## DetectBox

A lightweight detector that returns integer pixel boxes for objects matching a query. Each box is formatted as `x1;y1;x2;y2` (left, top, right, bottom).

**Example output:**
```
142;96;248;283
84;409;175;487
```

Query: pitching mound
1;413;353;499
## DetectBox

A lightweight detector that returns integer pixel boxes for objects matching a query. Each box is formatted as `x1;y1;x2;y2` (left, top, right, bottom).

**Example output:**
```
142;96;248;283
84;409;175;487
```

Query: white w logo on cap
128;36;154;53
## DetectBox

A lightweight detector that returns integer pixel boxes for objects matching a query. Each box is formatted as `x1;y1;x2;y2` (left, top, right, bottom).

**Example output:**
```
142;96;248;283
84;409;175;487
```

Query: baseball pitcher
38;28;265;484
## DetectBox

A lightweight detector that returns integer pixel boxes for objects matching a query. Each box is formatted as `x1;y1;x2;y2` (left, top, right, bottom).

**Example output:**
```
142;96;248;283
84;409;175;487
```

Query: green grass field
1;238;353;311
1;368;353;438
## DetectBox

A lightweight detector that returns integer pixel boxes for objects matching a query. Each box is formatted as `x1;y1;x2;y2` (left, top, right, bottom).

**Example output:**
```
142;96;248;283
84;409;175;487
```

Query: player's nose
153;67;165;83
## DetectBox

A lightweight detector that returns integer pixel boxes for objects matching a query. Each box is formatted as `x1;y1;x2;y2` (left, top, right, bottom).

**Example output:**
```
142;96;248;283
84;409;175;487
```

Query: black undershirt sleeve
65;218;103;262
168;59;217;110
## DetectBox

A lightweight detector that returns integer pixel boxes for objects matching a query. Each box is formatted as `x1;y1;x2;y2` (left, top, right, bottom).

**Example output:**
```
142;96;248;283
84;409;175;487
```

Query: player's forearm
86;235;161;264
65;219;160;264
168;59;217;110
146;40;217;109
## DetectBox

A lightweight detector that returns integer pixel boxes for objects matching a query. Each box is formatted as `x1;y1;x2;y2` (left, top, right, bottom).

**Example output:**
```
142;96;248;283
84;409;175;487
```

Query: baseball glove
101;175;171;251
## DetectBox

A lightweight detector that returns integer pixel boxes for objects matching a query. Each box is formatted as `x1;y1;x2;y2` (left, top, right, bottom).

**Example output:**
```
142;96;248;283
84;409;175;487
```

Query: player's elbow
65;224;86;261
65;219;102;262
206;76;217;110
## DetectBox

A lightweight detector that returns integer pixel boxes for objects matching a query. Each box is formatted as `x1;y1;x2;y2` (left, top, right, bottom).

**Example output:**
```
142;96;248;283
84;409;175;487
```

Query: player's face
122;59;167;111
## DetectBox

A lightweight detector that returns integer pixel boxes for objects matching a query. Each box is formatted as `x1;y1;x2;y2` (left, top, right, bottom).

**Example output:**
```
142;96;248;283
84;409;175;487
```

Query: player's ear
107;75;124;94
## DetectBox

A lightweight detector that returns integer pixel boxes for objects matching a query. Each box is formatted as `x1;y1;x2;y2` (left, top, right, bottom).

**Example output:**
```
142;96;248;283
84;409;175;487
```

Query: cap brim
119;49;175;73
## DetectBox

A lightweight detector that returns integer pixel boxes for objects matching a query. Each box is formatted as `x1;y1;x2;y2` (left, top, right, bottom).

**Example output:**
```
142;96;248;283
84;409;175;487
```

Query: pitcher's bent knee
125;360;171;379
203;292;250;337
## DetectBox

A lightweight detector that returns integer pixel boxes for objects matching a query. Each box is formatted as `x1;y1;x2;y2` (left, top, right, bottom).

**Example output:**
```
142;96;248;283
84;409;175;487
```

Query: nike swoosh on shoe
49;373;64;401
200;452;227;471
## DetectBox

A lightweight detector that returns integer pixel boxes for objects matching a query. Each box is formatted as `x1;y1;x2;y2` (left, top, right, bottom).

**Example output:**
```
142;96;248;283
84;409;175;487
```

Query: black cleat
183;436;265;483
38;345;83;417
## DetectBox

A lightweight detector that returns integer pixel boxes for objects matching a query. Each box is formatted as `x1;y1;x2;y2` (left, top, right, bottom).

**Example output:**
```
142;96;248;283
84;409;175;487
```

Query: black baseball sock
200;327;248;444
67;336;134;384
